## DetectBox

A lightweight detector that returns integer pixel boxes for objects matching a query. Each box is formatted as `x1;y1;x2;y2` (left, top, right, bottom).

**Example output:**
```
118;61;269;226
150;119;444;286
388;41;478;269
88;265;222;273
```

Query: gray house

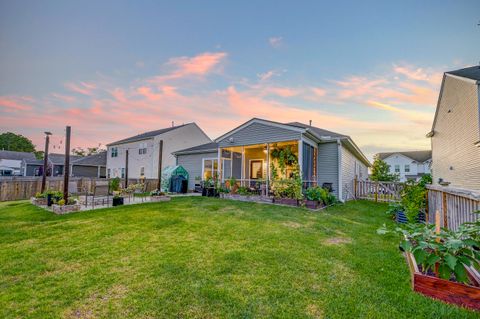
174;118;370;201
427;65;480;191
0;150;36;176
71;151;107;178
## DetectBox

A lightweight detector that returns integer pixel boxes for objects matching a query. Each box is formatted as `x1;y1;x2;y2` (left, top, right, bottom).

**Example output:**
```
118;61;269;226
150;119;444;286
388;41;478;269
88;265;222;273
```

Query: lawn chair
82;181;111;208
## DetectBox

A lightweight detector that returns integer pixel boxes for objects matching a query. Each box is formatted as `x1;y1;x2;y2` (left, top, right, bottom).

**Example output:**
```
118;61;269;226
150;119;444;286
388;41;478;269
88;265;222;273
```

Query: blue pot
396;210;426;223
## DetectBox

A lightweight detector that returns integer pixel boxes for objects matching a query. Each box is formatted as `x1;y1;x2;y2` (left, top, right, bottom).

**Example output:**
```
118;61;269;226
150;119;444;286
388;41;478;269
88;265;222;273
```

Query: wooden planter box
273;198;299;207
151;195;171;202
31;197;47;206
52;204;81;215
220;193;273;204
405;251;480;311
304;200;324;210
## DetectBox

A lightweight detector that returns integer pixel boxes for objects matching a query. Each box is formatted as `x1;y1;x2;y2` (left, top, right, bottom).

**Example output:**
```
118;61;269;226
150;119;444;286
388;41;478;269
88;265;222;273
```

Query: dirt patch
63;285;129;319
323;237;352;245
306;304;324;318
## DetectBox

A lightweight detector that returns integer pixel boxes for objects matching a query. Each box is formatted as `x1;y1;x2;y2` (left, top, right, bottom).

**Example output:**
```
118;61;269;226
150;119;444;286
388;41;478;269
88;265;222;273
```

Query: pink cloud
0;96;33;111
269;36;283;48
64;81;96;95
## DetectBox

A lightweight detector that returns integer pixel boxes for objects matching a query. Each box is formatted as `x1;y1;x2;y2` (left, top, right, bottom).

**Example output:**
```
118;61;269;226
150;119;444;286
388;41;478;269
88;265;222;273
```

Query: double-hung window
202;158;218;180
395;165;400;173
138;142;147;155
111;147;118;157
404;164;410;173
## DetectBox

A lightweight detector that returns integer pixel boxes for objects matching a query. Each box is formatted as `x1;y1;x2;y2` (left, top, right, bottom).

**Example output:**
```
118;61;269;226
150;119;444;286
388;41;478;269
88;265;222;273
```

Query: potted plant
304;186;328;209
378;221;480;310
272;178;303;206
150;189;171;202
112;192;124;206
52;198;81;214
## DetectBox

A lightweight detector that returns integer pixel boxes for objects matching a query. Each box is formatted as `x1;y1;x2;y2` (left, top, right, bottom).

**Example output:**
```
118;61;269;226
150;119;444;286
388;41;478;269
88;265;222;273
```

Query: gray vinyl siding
431;76;480;191
177;151;218;190
72;165;101;177
341;145;368;201
317;142;339;198
218;122;301;147
25;164;42;176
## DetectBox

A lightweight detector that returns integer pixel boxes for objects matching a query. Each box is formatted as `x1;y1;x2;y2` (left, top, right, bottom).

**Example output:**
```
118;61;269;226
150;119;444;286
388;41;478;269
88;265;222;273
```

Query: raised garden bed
273;198;299;207
220;193;273;204
304;200;325;210
405;251;480;311
150;195;171;202
52;203;81;215
30;197;47;206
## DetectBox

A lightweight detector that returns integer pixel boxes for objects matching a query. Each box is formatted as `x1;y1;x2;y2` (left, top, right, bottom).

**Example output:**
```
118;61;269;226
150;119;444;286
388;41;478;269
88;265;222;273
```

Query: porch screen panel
231;152;242;179
302;143;316;181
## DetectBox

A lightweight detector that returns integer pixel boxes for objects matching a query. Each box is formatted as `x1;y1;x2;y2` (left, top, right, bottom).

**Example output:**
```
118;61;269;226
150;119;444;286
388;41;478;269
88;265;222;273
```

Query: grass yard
0;198;478;318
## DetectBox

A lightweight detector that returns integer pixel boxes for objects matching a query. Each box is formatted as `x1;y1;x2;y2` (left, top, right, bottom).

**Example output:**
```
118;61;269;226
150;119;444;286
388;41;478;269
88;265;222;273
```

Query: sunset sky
1;1;479;160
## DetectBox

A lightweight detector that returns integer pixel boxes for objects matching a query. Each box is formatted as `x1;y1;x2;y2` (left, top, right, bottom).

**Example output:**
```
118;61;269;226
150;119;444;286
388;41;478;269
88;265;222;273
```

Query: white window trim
202;158;218;180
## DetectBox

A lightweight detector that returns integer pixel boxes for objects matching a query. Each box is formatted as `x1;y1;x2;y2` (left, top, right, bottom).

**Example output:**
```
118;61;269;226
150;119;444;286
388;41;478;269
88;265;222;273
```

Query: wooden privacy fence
354;179;404;203
0;177;160;202
426;185;480;231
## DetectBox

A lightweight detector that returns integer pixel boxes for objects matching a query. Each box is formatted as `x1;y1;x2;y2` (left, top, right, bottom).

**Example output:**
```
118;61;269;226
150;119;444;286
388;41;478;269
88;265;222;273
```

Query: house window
250;160;263;179
140;167;145;176
405;164;410;173
121;168;125;178
302;143;317;181
395;165;400;173
202;158;218;180
138;142;147;155
111;147;118;157
107;169;111;178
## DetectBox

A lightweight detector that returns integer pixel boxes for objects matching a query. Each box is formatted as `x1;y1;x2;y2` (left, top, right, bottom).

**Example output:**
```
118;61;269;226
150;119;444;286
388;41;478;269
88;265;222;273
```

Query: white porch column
97;166;101;178
217;147;222;183
241;146;245;187
266;143;270;196
298;140;303;179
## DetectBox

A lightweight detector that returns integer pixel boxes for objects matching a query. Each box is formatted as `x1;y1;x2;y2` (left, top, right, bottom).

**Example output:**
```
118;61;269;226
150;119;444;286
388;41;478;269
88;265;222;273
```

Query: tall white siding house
376;151;431;182
106;123;211;179
427;66;480;191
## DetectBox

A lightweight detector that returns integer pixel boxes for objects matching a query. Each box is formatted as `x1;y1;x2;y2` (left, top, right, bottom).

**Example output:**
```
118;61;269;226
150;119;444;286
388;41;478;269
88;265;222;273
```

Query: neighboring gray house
71;151;107;178
376;150;432;182
48;153;82;176
0;150;36;176
22;158;44;176
174;118;370;201
427;66;480;191
106;123;212;179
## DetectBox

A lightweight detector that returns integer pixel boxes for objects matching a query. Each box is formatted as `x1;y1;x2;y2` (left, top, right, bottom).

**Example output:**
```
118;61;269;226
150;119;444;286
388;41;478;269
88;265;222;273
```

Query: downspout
337;138;343;202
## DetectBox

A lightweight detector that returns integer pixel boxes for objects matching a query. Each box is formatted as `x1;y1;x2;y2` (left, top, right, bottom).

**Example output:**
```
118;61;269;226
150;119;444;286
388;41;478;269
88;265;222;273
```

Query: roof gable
0;150;36;161
377;150;432;163
107;123;191;146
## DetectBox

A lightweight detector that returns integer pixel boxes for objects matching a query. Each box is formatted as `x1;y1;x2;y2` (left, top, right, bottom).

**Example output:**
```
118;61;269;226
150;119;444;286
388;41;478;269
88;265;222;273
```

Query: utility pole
124;149;129;189
63;126;71;203
157;140;163;191
41;132;52;193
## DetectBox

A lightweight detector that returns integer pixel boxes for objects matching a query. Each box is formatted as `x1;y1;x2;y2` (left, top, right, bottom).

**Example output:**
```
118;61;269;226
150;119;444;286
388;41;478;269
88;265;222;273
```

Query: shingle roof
24;158;43;165
72;151;106;166
0;150;36;161
447;65;480;82
107;124;189;146
286;122;347;139
174;142;218;155
48;153;83;165
377;150;432;163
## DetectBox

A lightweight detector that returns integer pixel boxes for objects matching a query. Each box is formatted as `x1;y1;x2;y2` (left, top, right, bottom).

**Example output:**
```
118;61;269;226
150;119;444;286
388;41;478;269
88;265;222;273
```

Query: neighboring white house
376;150;432;182
0;150;36;176
106;123;212;179
427;65;480;191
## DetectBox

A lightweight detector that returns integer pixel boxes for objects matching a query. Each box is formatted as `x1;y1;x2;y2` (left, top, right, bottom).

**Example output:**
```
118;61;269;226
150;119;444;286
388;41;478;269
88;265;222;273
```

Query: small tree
370;157;399;182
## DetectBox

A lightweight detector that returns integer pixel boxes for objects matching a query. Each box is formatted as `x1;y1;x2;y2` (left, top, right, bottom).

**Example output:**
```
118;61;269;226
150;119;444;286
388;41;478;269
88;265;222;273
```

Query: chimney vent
309;120;312;126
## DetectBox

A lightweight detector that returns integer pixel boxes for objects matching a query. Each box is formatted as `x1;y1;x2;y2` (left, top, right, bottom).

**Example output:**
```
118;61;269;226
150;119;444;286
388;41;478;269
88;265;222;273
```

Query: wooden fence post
353;177;357;199
375;181;379;202
442;191;448;228
425;189;429;223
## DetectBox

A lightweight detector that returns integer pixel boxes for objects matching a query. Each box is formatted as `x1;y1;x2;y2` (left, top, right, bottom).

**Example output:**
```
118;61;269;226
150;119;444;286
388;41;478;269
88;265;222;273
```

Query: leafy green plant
401;180;426;223
370;156;399;182
305;186;322;201
378;222;480;284
109;177;121;192
386;202;403;219
56;199;65;206
236;186;251;196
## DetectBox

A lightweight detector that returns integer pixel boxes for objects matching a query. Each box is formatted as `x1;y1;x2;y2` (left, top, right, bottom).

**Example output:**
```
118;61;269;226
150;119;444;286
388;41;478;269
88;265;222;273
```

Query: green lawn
0;198;478;318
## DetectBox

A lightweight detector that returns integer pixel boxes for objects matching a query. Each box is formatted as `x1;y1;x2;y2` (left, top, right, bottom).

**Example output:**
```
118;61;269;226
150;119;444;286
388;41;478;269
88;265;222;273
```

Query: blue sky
0;0;479;159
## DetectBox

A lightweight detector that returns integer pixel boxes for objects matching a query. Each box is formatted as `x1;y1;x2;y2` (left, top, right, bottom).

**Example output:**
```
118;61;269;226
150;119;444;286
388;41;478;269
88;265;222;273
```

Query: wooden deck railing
0;177;159;201
426;185;480;231
353;179;404;203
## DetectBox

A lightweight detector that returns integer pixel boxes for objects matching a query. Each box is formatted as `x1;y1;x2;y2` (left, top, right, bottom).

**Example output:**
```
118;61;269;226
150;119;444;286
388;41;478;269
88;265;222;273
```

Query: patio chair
82;181;111;208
